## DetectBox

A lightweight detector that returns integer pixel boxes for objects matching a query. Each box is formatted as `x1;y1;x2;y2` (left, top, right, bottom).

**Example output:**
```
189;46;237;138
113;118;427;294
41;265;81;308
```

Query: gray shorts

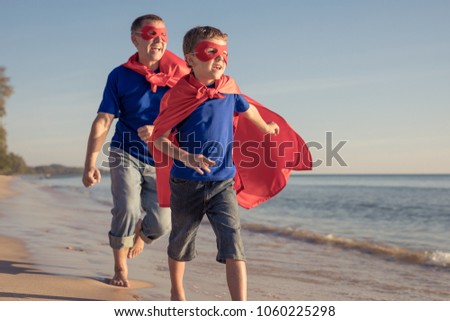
108;148;171;249
168;177;245;264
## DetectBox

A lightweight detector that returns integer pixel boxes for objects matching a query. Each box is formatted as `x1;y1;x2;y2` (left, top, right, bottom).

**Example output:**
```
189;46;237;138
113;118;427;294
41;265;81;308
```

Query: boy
151;26;280;300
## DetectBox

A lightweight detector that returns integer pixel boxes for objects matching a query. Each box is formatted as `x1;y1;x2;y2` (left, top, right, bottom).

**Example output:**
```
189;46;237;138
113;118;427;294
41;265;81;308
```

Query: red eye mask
194;41;228;64
139;25;168;42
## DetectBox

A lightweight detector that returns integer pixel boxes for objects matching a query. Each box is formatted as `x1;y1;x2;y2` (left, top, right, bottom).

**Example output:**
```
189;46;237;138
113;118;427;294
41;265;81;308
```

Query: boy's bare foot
170;291;186;301
128;219;144;259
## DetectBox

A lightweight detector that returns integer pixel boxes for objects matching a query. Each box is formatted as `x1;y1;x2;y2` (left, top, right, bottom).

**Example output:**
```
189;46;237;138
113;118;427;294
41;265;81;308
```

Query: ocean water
241;174;450;268
38;173;450;268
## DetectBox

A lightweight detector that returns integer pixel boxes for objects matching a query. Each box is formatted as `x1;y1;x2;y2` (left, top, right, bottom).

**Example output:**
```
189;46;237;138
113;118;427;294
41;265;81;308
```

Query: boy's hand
181;153;216;175
138;125;155;142
266;121;280;135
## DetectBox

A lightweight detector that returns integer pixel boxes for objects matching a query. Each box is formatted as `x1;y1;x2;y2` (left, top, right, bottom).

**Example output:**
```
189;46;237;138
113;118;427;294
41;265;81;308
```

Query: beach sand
1;175;449;301
0;175;323;301
0;175;335;301
0;235;150;301
0;176;148;301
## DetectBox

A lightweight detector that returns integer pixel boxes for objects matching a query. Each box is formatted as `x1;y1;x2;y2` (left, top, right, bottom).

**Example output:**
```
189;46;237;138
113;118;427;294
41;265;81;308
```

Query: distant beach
0;174;449;301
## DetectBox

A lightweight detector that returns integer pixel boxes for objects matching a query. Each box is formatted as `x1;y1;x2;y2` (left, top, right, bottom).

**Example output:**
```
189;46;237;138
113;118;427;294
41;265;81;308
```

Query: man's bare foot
128;219;145;259
110;270;130;287
111;248;130;287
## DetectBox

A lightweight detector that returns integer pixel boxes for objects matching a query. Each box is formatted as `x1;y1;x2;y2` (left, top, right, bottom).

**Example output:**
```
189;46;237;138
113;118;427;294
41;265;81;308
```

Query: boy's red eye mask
139;25;168;42
194;41;228;64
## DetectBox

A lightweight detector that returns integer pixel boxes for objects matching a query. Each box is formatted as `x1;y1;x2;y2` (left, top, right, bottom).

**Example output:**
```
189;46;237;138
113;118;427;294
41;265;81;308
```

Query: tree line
1;67;86;176
0;67;28;174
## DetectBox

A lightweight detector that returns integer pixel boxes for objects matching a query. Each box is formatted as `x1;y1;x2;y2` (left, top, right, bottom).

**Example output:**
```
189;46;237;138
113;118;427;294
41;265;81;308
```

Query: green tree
0;66;28;174
0;67;13;118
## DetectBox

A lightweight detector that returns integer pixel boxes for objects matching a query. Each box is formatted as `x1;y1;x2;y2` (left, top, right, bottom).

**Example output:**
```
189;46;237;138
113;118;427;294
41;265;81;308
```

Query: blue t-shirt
171;93;250;181
98;66;169;165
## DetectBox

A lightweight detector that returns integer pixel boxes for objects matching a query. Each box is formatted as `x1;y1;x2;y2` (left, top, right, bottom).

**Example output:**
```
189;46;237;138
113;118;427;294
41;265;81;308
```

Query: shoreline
1;175;450;301
0;175;150;301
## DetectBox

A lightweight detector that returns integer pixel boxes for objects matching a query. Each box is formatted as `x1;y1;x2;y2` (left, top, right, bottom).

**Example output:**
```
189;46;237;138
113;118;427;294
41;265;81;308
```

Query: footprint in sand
65;246;84;252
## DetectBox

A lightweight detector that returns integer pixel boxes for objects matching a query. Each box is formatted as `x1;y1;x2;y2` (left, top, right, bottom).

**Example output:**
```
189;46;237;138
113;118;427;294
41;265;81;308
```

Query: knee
141;216;171;241
153;220;171;238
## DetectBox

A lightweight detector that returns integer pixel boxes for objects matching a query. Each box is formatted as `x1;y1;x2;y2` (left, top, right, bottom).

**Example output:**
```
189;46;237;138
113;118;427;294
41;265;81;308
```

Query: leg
128;218;144;259
169;257;186;301
205;179;247;300
109;149;142;285
130;165;171;259
226;259;247;300
167;177;205;300
110;248;130;287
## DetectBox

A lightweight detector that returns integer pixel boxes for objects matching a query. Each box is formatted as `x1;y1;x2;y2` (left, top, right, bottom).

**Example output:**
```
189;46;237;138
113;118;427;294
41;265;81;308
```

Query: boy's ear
185;54;195;67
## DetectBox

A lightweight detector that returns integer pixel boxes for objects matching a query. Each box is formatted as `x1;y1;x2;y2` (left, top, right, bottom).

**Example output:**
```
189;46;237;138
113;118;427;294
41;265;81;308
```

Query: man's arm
153;130;215;175
242;104;280;135
82;112;114;187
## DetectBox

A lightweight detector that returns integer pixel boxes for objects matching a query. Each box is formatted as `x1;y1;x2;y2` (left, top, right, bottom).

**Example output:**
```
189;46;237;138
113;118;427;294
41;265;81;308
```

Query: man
82;14;189;287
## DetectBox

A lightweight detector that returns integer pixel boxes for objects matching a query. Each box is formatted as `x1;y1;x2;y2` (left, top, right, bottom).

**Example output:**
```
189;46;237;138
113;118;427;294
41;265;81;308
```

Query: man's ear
131;34;139;47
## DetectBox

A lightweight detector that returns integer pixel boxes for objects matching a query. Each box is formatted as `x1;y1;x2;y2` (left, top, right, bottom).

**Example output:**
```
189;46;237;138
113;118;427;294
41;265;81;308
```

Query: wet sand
0;176;149;301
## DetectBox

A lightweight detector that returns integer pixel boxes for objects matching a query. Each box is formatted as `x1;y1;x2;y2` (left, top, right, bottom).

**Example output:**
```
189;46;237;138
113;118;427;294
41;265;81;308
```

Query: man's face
132;20;167;63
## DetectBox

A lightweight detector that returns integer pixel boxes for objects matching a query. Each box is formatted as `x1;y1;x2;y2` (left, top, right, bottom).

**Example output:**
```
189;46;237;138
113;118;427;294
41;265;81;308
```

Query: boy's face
186;38;228;86
132;19;167;63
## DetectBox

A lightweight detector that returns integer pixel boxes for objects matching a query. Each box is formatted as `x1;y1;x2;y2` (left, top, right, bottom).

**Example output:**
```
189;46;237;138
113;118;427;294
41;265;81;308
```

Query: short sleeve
97;69;120;118
234;94;250;113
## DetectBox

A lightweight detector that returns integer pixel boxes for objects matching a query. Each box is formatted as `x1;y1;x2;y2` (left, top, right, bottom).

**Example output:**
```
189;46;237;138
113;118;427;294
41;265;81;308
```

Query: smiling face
131;19;167;68
186;38;228;86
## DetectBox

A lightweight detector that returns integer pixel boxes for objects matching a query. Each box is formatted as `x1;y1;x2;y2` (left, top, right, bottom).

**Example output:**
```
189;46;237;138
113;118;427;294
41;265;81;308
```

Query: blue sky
1;0;449;174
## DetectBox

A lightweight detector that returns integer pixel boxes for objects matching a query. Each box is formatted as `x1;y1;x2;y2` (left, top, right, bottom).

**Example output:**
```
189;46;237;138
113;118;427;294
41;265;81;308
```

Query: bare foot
110;270;130;287
170;292;186;301
111;248;130;287
128;219;144;259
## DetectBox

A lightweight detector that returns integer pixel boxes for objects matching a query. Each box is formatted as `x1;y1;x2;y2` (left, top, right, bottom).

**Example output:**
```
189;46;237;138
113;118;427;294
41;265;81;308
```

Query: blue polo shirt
171;93;250;181
98;66;169;165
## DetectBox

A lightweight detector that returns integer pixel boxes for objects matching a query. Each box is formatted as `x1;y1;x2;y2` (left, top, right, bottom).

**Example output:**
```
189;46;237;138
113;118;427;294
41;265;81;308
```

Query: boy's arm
242;104;280;135
154;130;216;175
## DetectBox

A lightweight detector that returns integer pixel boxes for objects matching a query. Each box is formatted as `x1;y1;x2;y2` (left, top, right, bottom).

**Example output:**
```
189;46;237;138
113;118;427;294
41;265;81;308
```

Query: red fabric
150;74;312;209
194;41;228;65
122;50;190;92
139;25;168;42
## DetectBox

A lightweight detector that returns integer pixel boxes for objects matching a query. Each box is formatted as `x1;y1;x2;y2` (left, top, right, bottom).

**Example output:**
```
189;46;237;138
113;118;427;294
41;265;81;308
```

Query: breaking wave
242;223;450;268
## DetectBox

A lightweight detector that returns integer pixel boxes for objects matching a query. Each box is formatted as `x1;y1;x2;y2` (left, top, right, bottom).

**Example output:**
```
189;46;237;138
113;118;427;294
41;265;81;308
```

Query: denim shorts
108;148;171;249
168;177;245;264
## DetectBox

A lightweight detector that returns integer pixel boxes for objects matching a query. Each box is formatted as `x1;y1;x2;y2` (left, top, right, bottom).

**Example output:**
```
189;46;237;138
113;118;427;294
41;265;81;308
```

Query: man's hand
138;125;155;142
180;153;216;175
82;167;101;188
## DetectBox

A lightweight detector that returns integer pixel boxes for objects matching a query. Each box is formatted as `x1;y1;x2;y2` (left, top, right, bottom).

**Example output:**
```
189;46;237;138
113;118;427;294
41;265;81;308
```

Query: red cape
122;50;190;92
150;74;312;209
